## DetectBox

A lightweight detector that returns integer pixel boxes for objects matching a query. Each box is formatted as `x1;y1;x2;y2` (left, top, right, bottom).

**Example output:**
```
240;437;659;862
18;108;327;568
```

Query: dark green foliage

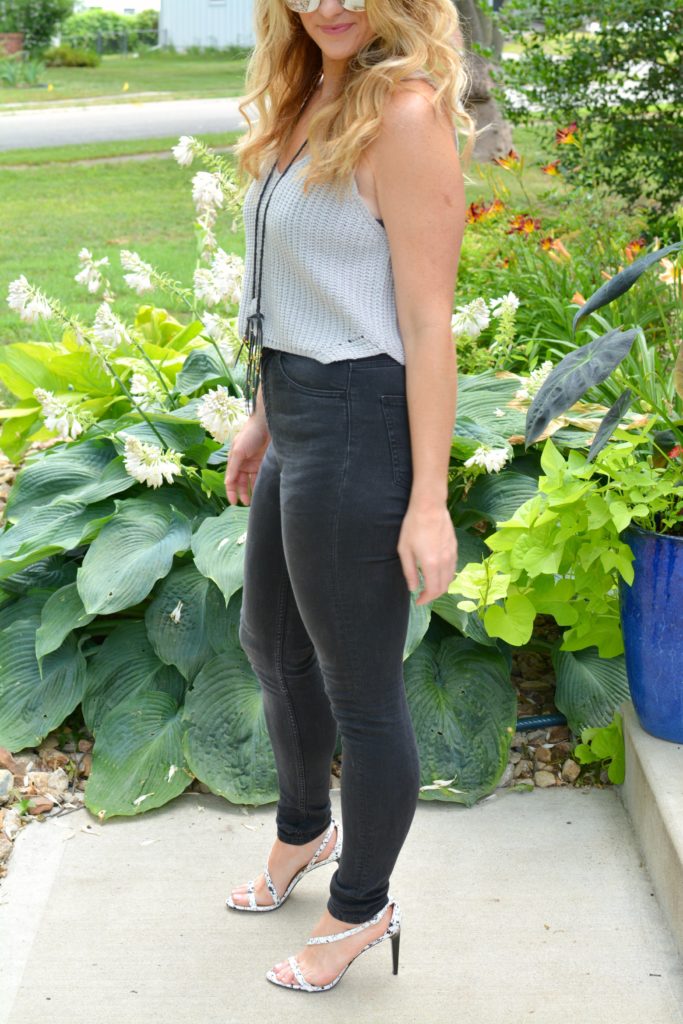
492;0;683;217
0;0;73;53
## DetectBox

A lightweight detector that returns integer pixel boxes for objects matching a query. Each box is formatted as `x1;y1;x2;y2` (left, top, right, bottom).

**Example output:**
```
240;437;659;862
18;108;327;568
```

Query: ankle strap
306;900;394;944
307;817;337;869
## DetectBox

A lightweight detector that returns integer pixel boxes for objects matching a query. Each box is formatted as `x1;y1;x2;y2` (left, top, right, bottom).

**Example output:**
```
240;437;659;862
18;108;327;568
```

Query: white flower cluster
120;250;155;295
33;387;84;440
122;435;182;488
74;247;110;296
489;291;520;318
463;445;511;474
172;135;198;168
201;313;243;364
198;385;249;443
515;359;554;401
92;301;129;350
194;248;244;308
450;291;520;342
7;275;54;323
130;372;166;411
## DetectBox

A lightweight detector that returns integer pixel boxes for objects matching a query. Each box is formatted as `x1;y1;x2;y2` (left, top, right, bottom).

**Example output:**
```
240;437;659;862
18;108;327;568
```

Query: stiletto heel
225;817;342;912
265;898;402;992
391;928;400;974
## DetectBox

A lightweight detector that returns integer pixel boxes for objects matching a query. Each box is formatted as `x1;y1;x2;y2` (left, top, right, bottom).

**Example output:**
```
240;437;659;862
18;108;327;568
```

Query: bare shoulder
370;78;457;170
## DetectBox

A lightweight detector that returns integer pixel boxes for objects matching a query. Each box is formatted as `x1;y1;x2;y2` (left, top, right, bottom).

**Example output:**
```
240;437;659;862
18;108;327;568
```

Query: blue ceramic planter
619;524;683;743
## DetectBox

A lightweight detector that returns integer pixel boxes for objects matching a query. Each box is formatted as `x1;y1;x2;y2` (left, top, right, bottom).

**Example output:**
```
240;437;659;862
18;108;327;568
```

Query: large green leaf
191;504;250;605
77;497;192;614
174;346;230;395
465;470;539;525
4;438;131;523
182;647;278;804
0;499;115;574
35;582;97;664
405;635;516;807
82;620;177;732
0;342;73;399
0;616;87;750
0;554;77;595
431;593;495;646
113;417;206;453
85;690;194;819
573;241;683;335
456;371;526;435
553;647;630;734
405;593;431;659
145;563;228;681
525;327;639;448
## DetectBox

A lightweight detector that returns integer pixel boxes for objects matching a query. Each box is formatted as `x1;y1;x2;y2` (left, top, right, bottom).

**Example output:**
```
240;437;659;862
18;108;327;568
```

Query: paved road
0;96;249;152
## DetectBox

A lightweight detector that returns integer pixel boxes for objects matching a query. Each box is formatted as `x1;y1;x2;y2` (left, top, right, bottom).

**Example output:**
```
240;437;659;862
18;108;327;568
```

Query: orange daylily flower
466;198;506;223
556;121;578;144
466;201;486;223
499;256;511;269
625;237;647;262
659;257;682;285
507;213;541;234
571;292;586;305
541;159;562;175
493;148;522;170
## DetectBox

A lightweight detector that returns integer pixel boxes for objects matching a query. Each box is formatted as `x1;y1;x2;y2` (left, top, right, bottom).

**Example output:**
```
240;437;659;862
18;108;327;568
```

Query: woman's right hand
224;415;271;506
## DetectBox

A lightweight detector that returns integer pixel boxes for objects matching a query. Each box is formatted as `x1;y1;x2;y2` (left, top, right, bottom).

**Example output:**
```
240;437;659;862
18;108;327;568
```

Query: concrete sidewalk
2;780;683;1024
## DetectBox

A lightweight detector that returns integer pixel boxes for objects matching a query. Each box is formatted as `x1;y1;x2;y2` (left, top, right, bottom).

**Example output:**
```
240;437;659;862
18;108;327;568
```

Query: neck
318;59;346;101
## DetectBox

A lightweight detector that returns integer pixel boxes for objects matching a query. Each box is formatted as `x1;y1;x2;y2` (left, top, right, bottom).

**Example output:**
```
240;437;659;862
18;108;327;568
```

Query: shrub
43;42;99;67
0;0;74;54
492;0;683;223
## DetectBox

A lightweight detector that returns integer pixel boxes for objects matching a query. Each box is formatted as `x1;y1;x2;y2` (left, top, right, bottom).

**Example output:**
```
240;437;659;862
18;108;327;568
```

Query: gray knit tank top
237;151;405;365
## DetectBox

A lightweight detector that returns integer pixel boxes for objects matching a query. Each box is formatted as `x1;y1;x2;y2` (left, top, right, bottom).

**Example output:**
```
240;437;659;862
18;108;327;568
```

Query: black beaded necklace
236;136;310;414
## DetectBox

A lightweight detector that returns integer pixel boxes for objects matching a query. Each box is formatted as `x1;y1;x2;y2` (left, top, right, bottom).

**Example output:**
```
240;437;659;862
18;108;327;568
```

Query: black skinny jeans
238;344;421;924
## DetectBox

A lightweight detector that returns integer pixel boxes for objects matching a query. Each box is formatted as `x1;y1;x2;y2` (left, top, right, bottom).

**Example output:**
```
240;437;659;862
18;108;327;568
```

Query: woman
224;0;474;994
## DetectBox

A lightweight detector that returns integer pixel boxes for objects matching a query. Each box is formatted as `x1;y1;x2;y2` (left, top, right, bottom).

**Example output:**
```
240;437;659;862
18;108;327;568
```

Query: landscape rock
562;759;581;783
534;770;556;788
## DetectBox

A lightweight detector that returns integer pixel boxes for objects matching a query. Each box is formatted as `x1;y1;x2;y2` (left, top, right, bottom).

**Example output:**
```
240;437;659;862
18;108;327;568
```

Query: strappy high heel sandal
265;898;401;992
225;817;342;912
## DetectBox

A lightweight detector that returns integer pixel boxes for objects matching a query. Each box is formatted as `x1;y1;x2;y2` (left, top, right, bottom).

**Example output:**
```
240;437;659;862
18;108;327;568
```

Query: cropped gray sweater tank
237;150;406;366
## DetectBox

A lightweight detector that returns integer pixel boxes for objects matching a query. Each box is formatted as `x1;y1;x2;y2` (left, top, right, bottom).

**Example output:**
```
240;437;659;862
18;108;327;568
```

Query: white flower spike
198;385;249;443
122;435;182;488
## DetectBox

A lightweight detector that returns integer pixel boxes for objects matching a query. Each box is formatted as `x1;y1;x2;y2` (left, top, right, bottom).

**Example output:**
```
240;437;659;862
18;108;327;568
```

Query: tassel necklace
236;136;310;414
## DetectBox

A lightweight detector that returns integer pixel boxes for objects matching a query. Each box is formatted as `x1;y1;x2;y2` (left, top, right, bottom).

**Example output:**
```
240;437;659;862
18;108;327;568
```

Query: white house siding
158;0;255;48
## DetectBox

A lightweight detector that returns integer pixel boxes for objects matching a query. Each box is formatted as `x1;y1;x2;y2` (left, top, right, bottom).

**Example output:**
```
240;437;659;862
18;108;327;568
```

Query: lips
320;23;353;32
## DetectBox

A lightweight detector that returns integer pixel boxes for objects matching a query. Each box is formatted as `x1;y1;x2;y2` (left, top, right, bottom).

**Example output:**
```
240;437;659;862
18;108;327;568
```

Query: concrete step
620;698;683;961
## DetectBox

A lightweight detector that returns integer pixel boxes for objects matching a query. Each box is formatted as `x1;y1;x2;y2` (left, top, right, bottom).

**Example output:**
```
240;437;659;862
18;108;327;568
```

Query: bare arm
224;376;271;506
370;82;465;602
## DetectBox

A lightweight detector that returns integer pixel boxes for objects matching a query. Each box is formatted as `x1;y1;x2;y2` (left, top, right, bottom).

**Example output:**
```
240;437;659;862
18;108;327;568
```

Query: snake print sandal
265;898;401;992
225;817;342;912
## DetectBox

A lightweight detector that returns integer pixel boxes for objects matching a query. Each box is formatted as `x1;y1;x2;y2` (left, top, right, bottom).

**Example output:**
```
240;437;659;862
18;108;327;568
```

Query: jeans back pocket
380;394;412;490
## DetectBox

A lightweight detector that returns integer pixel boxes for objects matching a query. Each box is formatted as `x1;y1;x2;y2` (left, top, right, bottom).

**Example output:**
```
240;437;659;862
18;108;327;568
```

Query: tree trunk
454;0;513;162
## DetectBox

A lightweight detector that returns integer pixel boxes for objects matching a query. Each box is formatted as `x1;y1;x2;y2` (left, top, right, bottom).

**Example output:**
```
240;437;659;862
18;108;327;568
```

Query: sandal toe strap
246;879;257;910
288;955;316;991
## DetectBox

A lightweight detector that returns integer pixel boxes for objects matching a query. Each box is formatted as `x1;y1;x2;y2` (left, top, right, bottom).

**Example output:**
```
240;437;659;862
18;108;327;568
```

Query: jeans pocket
278;351;347;397
380;394;413;490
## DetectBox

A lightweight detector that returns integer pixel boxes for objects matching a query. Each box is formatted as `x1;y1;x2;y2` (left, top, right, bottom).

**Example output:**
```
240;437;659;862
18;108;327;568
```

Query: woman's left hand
397;500;458;606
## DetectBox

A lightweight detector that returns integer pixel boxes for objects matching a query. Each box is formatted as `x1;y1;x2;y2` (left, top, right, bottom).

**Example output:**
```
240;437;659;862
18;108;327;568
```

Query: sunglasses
284;0;366;12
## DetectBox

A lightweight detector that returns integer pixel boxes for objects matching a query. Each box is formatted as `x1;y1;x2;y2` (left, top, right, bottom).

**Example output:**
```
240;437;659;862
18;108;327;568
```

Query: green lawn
0;50;250;107
0;124;561;348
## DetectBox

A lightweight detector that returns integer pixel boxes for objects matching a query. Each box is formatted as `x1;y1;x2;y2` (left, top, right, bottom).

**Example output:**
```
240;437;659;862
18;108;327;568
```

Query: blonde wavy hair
234;0;478;195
